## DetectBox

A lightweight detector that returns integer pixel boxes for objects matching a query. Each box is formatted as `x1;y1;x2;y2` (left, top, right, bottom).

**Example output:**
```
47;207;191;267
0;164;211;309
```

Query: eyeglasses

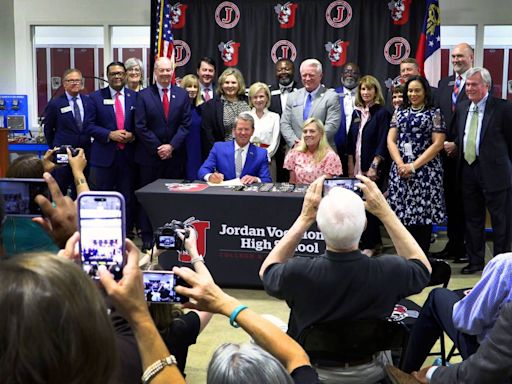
127;67;141;73
109;72;126;78
64;79;82;84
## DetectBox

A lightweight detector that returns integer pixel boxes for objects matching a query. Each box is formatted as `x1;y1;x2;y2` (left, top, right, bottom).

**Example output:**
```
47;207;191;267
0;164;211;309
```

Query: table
136;180;325;288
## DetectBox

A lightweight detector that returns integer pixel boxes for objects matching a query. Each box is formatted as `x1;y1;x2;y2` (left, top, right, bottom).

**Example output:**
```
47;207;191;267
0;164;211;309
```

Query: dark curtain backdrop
151;0;426;90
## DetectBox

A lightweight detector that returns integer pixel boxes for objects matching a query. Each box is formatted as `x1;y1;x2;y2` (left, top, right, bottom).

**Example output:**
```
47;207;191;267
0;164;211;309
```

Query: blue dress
387;107;446;225
185;104;202;180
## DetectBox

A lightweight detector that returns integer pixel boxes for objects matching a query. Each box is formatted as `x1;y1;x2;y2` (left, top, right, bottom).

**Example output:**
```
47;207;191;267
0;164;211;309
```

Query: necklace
411;104;425;112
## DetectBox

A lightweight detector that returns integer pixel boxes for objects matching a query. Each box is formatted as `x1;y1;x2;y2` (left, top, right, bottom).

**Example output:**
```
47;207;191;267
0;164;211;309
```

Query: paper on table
207;178;244;186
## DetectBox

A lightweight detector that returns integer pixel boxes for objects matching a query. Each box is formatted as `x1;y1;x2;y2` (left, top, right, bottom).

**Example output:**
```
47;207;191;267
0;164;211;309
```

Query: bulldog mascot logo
274;2;298;29
325;39;349;67
388;0;412;25
170;2;188;29
218;40;241;66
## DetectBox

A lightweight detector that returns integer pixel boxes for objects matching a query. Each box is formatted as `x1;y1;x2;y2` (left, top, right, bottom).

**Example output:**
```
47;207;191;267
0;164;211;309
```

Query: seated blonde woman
284;118;342;184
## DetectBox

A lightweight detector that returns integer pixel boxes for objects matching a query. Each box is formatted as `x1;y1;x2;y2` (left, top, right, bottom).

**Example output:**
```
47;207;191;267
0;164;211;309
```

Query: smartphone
323;177;363;198
77;191;125;280
143;271;189;304
0;178;49;217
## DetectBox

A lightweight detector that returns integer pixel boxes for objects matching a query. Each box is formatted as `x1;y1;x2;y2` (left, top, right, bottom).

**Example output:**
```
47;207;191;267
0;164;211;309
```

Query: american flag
153;0;175;82
415;0;441;86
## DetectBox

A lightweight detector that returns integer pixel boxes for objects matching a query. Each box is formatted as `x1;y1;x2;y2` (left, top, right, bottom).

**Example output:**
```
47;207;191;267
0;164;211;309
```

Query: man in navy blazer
85;61;137;233
43;68;91;197
134;57;191;248
198;113;271;184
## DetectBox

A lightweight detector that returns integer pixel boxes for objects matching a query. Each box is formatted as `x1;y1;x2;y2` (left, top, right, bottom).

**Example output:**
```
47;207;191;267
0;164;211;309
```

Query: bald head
451;43;474;75
154;57;174;87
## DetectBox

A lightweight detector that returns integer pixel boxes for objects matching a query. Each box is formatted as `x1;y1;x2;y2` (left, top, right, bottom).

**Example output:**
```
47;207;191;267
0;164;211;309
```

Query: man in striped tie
85;61;137;237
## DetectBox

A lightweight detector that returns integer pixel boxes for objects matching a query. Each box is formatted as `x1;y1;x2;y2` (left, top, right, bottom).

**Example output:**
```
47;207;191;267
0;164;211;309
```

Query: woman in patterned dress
387;75;446;254
284;117;342;184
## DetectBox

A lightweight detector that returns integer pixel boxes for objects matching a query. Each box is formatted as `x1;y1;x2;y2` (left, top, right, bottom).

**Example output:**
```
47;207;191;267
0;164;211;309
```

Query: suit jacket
438;74;468;140
43;93;91;149
333;86;354;157
454;96;512;192
85;87;137;167
432;301;512;384
197;141;271;182
134;84;191;166
269;81;298;116
280;85;341;148
347;104;391;172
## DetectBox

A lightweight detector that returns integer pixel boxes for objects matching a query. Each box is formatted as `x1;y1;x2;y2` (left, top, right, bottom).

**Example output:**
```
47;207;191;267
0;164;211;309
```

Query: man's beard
278;76;293;87
342;77;357;90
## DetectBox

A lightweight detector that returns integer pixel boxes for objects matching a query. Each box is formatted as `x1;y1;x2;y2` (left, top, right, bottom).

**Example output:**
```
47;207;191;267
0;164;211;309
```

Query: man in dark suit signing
85;61;137;235
453;67;512;274
432;43;474;263
134;56;191;249
198;112;271;185
43;68;91;197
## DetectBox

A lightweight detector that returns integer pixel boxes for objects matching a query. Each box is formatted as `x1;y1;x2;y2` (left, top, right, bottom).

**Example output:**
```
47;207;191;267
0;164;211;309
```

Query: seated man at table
197;112;271;184
259;175;431;383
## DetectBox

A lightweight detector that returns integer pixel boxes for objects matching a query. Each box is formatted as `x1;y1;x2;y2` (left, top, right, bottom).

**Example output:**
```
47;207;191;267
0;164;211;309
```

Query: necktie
452;75;462;111
114;92;125;149
303;93;313;121
162;88;170;120
235;148;243;178
72;96;82;130
204;88;211;102
465;106;479;164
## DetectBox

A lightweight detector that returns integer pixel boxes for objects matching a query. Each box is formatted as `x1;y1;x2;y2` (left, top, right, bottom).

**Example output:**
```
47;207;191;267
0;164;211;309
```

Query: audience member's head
197;57;217;88
217;68;246;100
392;84;405;109
399;58;420;84
355;75;384;107
62;68;83;97
207;343;294;384
232;112;255;147
300;59;323;92
341;62;361;90
124;57;144;91
275;58;295;87
296;118;330;162
316;187;366;250
248;82;271;110
6;155;44;178
154;57;174;88
465;67;492;104
451;43;474;75
0;253;117;383
403;75;434;109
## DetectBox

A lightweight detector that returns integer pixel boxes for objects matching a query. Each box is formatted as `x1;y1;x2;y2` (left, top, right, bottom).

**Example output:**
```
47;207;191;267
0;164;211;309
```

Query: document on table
207;178;243;186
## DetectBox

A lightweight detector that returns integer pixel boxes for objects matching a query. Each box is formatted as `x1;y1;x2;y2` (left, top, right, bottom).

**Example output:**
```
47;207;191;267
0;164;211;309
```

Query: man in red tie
85;61;137;236
431;43;474;263
134;56;191;249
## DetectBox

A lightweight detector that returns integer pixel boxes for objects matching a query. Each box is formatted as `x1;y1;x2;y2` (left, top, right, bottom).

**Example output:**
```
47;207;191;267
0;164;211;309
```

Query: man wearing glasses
84;62;137;237
43;68;92;197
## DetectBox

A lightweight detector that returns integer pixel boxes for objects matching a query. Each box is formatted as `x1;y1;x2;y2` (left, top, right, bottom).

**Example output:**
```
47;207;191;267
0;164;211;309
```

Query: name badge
60;106;72;113
103;99;115;105
404;142;414;157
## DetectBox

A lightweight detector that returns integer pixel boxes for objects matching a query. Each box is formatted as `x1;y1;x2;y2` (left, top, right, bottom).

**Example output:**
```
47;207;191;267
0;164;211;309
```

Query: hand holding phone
143;271;189;304
0;178;50;217
78;192;126;280
323;177;363;198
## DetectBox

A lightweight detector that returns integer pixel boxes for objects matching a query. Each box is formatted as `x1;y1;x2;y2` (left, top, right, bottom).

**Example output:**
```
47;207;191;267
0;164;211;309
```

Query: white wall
1;0;510;126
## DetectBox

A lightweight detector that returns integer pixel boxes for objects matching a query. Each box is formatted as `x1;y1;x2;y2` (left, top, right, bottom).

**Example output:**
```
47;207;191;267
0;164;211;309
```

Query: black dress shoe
430;248;451;259
452;256;469;264
461;264;484;274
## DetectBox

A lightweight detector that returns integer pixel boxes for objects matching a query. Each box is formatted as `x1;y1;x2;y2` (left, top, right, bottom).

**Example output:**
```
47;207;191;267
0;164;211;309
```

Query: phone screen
78;192;125;280
323;177;363;198
0;178;49;217
55;153;69;164
143;271;189;304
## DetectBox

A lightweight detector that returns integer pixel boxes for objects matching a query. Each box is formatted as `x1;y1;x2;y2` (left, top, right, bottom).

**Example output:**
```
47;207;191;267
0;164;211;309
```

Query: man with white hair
280;58;340;149
260;175;431;340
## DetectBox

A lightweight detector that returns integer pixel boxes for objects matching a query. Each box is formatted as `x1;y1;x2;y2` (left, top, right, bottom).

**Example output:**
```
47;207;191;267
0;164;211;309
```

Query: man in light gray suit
280;58;340;148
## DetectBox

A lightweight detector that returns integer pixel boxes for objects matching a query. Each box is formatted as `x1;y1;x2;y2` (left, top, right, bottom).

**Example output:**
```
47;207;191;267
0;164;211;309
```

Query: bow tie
280;86;292;93
344;91;355;97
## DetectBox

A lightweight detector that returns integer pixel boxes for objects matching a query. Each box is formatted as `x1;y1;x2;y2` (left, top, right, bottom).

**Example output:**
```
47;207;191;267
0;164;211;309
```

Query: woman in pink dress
284;117;342;184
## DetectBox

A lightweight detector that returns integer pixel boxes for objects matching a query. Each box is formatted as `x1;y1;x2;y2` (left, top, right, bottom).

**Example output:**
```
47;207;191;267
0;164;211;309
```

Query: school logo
388;0;412;26
178;221;211;262
270;40;297;63
325;39;350;67
174;40;191;67
218;40;241;66
325;1;352;28
384;37;411;65
274;2;299;29
215;1;241;29
170;2;188;29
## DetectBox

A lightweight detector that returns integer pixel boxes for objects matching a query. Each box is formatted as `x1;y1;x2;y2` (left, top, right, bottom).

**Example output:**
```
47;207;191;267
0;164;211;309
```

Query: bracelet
190;255;205;264
410;163;416;174
141;355;177;384
229;304;248;328
75;177;87;187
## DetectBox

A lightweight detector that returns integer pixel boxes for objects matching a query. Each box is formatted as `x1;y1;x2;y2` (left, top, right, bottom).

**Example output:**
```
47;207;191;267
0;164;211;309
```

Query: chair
297;318;409;368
